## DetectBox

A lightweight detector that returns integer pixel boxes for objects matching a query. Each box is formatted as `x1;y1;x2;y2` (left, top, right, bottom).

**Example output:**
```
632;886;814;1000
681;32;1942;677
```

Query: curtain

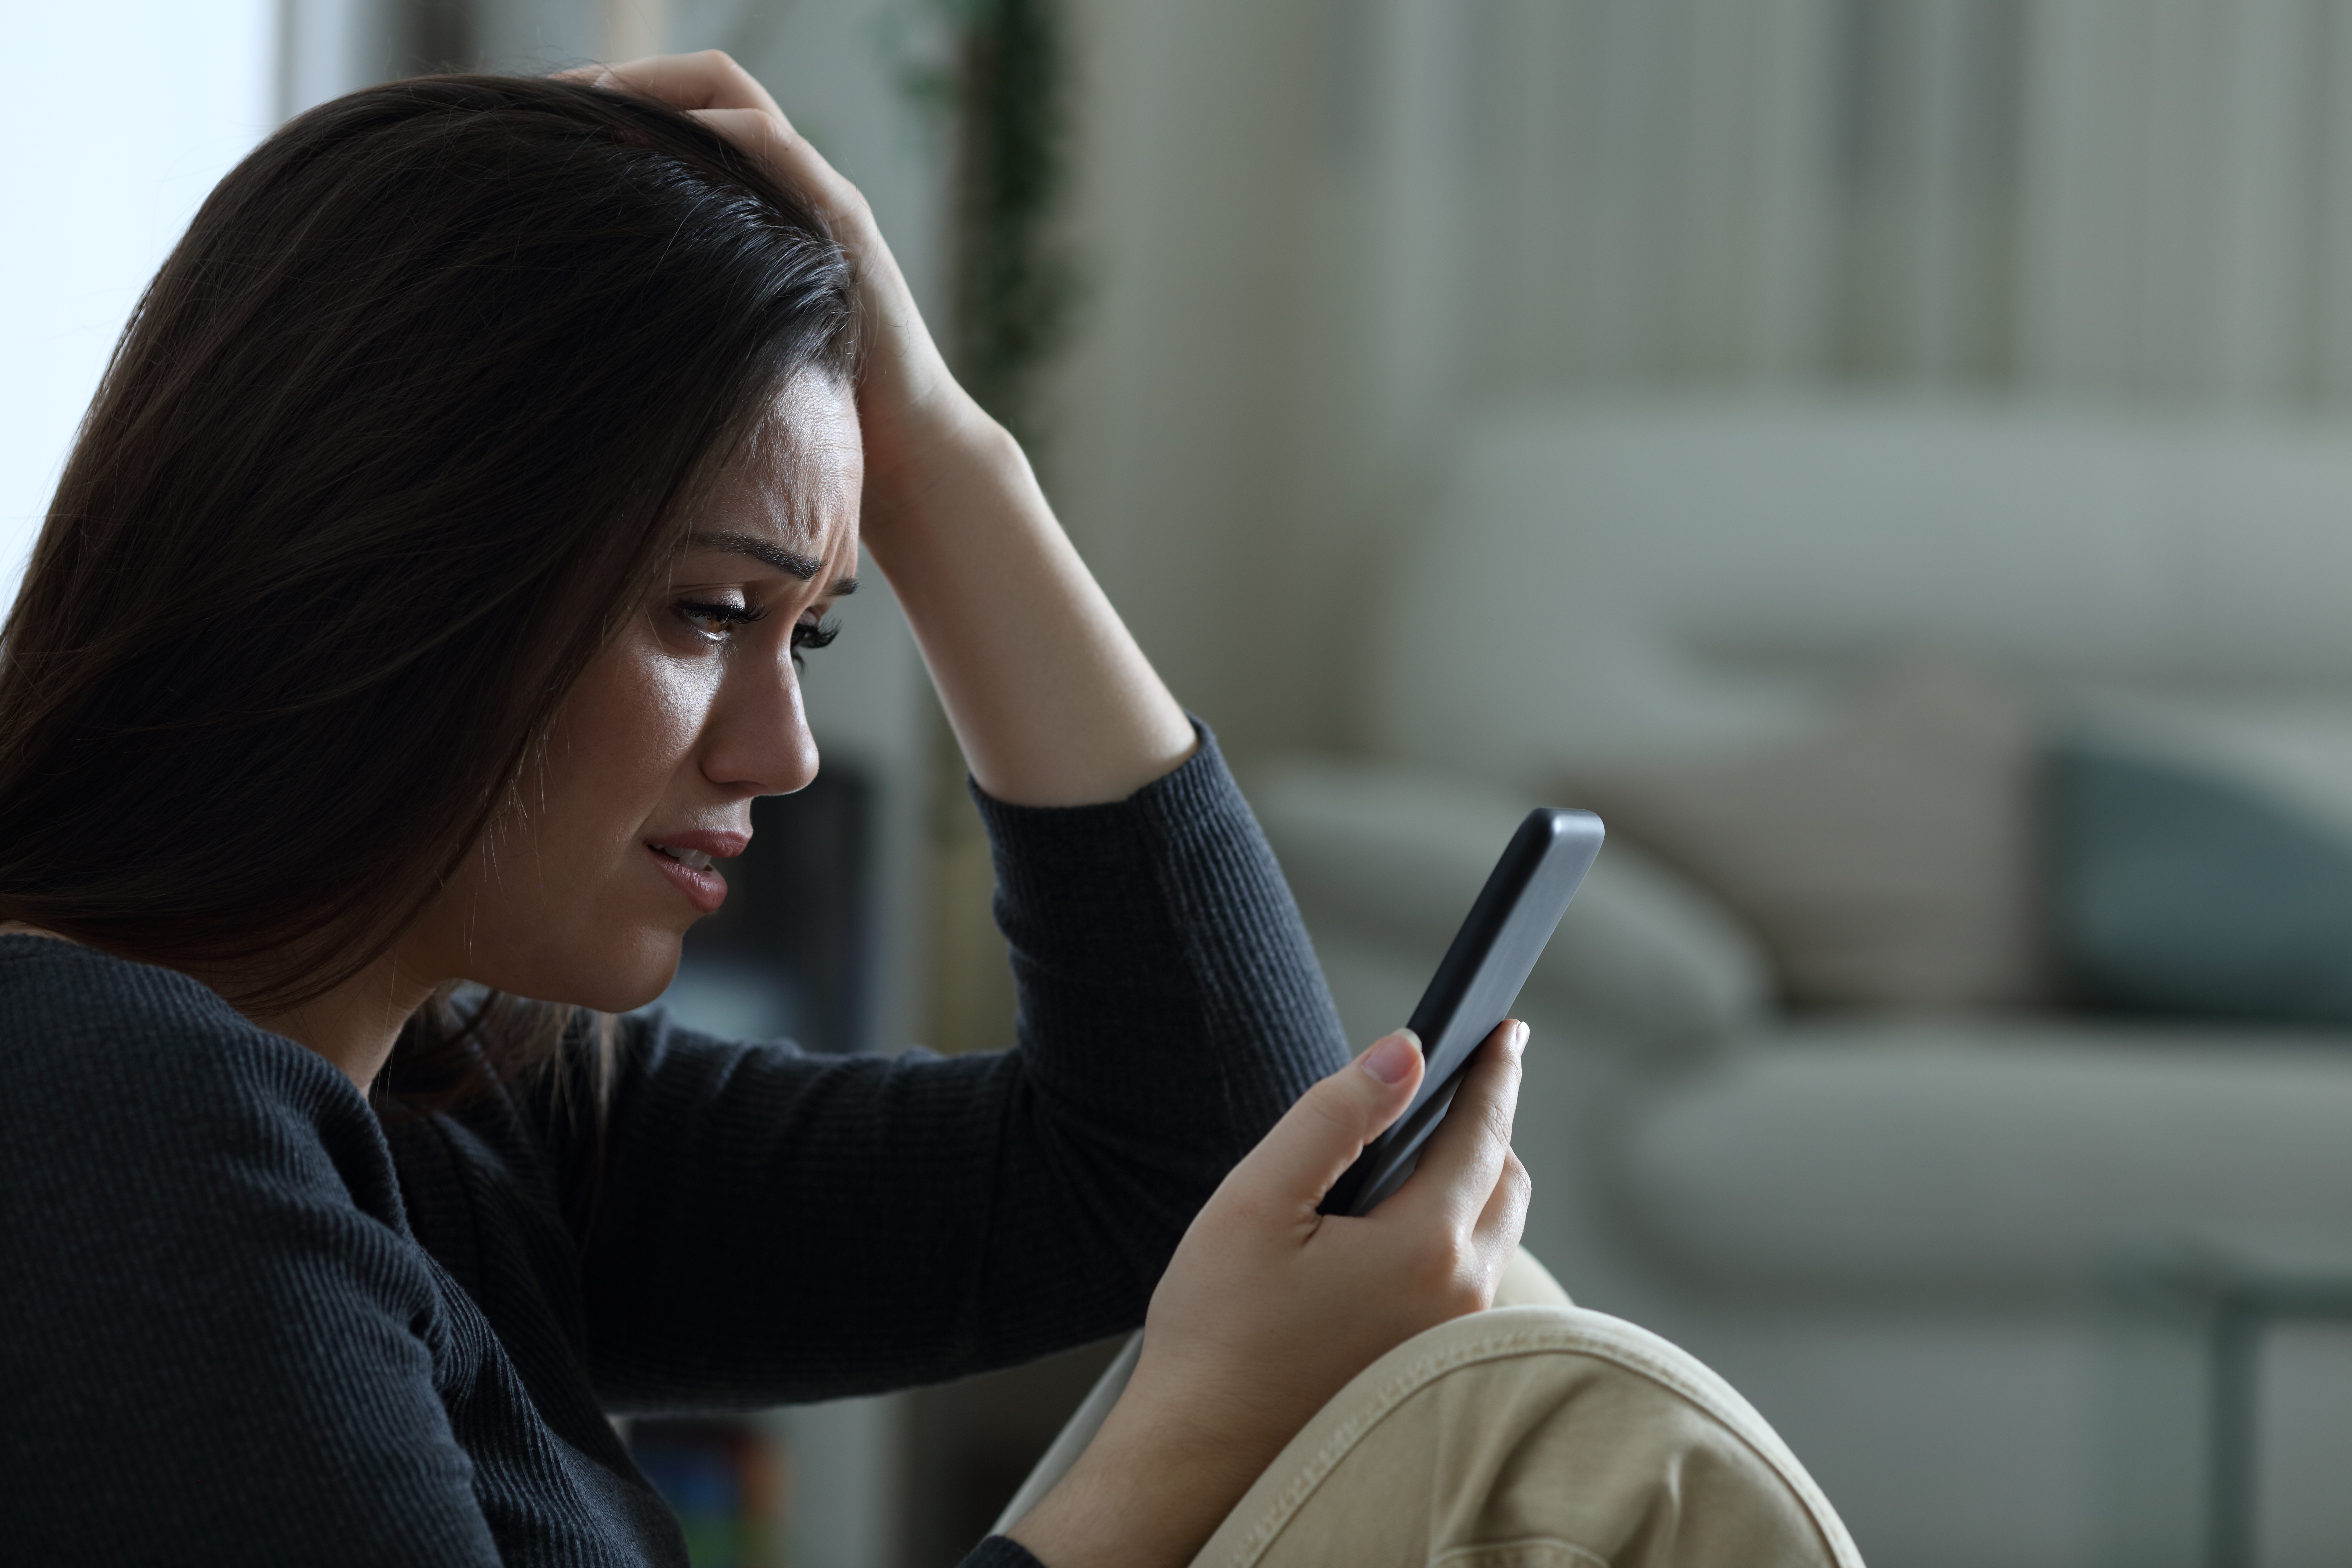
1321;0;2352;419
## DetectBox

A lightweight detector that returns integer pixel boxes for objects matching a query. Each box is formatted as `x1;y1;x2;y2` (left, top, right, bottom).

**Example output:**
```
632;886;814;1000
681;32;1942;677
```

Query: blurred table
2102;1245;2352;1568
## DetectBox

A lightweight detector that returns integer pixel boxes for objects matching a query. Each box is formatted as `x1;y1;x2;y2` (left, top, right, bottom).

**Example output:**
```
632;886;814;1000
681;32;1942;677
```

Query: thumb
1229;1031;1425;1212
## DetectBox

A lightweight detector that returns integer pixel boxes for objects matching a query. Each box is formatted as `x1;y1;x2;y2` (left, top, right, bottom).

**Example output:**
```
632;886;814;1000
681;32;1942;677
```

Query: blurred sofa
1250;399;2352;1568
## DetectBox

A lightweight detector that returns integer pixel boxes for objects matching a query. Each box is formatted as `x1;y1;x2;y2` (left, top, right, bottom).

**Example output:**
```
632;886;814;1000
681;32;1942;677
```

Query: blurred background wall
1056;0;2352;764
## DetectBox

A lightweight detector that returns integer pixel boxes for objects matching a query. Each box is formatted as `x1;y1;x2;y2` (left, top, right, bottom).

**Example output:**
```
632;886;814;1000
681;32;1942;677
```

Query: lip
644;829;749;916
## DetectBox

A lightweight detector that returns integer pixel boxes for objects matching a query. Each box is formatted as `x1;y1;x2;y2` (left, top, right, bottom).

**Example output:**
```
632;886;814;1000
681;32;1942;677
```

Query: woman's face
401;373;864;1011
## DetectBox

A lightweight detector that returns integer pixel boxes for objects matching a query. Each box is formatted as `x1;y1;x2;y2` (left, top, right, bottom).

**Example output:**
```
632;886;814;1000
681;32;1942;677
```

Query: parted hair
0;75;856;1094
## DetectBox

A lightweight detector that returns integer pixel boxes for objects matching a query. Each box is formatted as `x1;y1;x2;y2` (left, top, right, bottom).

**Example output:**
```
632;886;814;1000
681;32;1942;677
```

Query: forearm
860;402;1193;806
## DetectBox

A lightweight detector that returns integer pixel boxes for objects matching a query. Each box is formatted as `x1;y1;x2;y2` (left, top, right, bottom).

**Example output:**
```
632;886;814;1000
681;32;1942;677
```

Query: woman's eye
675;599;764;641
792;616;841;654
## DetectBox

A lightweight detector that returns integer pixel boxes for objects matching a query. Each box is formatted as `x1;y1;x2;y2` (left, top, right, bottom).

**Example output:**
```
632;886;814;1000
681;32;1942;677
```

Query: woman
0;54;1856;1568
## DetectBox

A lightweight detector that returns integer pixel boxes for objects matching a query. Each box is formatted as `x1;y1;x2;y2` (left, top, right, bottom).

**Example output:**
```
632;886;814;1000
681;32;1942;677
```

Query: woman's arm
574;51;1194;807
866;417;1198;804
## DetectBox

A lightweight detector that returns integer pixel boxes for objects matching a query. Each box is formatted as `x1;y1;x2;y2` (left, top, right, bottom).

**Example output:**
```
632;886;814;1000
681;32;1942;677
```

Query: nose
697;646;820;797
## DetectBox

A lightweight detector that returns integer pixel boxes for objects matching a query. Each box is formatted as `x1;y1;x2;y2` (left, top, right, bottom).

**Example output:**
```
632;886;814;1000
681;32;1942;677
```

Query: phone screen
1319;807;1604;1217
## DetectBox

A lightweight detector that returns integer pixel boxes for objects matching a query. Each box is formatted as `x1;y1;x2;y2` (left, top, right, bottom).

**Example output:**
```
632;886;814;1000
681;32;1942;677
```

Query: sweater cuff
962;1535;1048;1568
964;715;1228;834
962;717;1252;988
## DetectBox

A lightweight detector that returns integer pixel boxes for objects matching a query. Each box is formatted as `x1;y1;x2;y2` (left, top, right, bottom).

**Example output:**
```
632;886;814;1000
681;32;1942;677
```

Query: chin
529;930;685;1014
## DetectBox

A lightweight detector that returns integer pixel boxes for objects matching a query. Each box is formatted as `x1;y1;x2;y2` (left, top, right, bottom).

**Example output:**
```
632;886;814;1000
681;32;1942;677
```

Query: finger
549;56;869;236
1386;1021;1525;1221
587;50;784;118
686;107;862;219
1220;1031;1424;1220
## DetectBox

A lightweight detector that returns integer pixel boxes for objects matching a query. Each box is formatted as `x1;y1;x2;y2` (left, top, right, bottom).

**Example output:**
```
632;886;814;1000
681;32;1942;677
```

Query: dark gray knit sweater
0;730;1350;1565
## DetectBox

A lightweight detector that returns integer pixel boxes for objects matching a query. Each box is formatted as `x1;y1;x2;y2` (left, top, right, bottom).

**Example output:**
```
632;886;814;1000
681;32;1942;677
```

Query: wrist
1007;1398;1271;1568
858;392;1022;537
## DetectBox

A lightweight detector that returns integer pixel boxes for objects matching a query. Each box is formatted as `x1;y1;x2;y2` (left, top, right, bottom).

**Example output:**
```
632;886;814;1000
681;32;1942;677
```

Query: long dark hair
0;76;857;1092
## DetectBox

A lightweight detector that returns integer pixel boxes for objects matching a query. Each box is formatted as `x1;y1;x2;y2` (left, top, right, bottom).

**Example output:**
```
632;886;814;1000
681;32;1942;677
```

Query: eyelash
675;599;841;659
677;599;767;639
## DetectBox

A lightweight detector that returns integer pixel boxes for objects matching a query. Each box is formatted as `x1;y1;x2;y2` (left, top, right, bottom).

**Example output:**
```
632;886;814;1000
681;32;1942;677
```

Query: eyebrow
687;530;858;596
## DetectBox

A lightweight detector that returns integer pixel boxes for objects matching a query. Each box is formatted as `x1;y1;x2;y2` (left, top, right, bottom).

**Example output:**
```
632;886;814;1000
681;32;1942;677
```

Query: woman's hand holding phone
1010;1020;1533;1568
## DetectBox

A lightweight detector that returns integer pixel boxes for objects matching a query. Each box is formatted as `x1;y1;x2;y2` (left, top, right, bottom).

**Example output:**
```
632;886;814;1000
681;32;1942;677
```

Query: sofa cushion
1248;757;1771;1059
2052;733;2352;1024
1564;666;2047;1013
1620;1019;2352;1294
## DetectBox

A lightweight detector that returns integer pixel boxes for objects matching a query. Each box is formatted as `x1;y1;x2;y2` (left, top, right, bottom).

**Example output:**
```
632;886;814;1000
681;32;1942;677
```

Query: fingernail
1509;1020;1530;1056
1361;1030;1420;1085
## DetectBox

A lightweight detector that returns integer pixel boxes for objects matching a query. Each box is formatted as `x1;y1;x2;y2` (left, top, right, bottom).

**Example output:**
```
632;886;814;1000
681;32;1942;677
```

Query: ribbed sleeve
979;721;1353;1180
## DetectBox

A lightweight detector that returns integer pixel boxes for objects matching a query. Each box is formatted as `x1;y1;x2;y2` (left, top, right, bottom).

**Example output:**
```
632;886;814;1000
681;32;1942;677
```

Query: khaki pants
1004;1253;1864;1568
1183;1253;1863;1567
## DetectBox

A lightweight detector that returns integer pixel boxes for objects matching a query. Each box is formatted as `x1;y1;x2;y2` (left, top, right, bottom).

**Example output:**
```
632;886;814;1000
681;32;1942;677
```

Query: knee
1196;1308;1861;1568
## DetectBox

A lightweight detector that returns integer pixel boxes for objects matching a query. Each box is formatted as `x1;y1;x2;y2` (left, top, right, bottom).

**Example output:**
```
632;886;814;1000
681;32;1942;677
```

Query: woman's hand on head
559;52;988;509
564;53;1196;808
1009;1022;1535;1568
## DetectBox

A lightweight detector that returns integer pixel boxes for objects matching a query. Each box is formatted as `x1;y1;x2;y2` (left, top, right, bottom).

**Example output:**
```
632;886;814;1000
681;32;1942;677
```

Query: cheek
540;647;715;837
406;640;721;998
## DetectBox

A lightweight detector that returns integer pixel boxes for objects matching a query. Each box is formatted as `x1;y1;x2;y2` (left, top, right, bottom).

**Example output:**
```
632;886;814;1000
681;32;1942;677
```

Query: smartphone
1319;807;1604;1218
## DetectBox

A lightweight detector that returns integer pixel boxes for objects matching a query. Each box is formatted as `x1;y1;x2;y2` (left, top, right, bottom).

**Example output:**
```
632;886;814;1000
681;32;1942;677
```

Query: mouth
644;832;747;916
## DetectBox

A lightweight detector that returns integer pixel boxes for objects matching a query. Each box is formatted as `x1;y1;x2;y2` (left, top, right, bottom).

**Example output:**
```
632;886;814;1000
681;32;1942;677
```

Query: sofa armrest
1248;756;1772;1061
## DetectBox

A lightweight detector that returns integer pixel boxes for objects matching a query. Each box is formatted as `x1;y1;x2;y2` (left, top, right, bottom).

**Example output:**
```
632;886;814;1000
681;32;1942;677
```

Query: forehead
702;373;862;559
